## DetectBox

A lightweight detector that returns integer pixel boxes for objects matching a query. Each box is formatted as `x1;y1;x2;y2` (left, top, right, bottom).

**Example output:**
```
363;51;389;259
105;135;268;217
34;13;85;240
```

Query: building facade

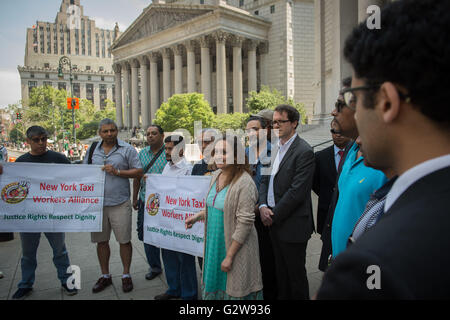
18;0;121;109
111;0;391;129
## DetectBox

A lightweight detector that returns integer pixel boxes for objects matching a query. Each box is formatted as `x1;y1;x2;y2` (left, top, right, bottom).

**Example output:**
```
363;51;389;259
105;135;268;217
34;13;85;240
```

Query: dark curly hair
344;0;450;126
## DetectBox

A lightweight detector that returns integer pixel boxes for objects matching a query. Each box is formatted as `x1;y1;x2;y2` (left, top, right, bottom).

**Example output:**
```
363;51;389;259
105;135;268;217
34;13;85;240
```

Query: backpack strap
88;141;99;165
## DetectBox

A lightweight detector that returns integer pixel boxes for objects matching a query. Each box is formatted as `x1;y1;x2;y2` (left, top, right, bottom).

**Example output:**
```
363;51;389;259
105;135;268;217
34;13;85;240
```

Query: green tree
154;93;215;136
212;113;250;132
246;86;308;124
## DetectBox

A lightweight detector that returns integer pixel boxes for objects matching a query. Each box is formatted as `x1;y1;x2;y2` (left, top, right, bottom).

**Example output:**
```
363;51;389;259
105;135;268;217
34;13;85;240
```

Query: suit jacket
318;140;353;271
259;135;315;243
317;166;450;299
313;145;337;235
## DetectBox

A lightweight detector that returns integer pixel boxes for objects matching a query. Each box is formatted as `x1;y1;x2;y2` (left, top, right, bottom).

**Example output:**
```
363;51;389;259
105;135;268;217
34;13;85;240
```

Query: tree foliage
212;113;250;132
6;86;116;142
246;86;308;124
154;93;215;136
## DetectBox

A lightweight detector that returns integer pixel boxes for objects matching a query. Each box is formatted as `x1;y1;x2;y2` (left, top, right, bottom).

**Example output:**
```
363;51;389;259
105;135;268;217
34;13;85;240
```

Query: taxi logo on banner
1;181;30;204
146;193;160;216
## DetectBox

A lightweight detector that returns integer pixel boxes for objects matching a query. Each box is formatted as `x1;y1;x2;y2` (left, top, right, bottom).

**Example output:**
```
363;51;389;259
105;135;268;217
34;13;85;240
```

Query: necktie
337;150;345;170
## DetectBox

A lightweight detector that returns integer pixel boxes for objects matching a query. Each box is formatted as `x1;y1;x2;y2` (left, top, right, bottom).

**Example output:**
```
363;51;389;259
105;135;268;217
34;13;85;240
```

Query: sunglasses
330;129;341;135
31;136;48;143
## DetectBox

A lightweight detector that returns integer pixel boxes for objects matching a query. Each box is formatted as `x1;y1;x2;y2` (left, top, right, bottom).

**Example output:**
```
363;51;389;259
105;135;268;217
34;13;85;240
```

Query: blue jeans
161;249;198;300
18;233;71;289
137;199;162;273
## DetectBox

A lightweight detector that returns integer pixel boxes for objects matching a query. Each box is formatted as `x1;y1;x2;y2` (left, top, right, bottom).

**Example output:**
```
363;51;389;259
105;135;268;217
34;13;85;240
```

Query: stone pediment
113;5;214;49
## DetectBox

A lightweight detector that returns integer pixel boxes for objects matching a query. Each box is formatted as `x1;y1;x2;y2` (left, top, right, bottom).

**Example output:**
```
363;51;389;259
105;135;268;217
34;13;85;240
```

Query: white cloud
0;69;21;108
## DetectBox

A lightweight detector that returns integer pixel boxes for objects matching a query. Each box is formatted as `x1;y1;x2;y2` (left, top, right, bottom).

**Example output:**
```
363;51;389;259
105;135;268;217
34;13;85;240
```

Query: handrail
312;139;333;150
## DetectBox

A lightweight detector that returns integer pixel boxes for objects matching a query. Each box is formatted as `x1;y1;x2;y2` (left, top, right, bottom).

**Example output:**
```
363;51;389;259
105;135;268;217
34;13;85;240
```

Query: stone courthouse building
18;0;122;109
111;0;390;129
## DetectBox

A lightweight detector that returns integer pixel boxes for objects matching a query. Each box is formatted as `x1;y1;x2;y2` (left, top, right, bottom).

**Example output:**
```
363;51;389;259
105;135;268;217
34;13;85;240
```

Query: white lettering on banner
144;174;211;257
0;163;105;232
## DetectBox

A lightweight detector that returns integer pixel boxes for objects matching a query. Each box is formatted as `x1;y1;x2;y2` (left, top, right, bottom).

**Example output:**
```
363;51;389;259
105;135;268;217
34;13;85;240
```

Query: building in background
18;0;122;110
111;0;391;129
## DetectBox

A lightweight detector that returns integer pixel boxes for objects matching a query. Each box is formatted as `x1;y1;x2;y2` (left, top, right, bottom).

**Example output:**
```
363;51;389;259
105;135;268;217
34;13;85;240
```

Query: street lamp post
58;56;76;144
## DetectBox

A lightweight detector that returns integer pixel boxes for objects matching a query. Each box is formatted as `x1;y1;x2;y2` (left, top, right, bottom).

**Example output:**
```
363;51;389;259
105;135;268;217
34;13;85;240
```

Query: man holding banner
132;124;167;281
154;135;198;301
84;119;143;294
0;126;77;299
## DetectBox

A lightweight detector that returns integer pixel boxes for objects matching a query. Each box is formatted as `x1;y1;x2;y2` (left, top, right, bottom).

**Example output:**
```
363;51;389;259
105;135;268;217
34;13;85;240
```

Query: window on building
58;82;66;90
43;81;52;87
74;75;78;80
30;73;35;78
44;63;50;68
28;81;37;95
73;83;80;99
86;83;94;103
270;5;275;13
254;10;259;15
86;66;91;71
112;84;115;103
239;0;244;7
45;74;50;79
200;0;204;4
101;76;105;82
88;76;92;81
99;66;104;72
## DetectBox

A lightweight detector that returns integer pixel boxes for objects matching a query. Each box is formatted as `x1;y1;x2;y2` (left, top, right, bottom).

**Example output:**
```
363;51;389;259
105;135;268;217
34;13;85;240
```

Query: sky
0;0;150;109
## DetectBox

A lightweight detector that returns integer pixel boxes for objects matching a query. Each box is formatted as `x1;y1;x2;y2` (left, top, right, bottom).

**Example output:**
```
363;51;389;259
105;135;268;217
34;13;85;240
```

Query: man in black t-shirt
0;126;77;299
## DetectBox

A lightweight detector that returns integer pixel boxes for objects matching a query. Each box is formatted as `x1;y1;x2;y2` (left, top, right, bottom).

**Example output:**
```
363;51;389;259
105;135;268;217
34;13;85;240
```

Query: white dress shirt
162;157;193;176
384;154;450;212
264;133;298;208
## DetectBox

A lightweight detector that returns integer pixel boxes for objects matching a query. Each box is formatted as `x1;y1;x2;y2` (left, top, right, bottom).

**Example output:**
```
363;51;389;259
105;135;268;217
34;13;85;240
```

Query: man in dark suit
317;0;450;299
259;104;315;300
313;120;350;235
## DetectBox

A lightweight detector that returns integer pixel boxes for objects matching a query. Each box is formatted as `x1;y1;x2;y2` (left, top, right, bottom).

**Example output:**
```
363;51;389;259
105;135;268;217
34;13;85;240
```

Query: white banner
0;163;105;232
144;174;211;257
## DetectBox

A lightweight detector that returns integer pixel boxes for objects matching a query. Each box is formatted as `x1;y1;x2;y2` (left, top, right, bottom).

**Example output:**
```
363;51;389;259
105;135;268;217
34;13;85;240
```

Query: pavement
0;193;324;301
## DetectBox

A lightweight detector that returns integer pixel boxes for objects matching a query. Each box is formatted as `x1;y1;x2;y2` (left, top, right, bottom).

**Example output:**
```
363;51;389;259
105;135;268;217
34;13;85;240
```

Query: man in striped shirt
133;125;167;281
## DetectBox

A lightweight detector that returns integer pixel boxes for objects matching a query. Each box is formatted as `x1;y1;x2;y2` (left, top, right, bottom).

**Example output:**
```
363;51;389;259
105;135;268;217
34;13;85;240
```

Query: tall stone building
111;0;391;129
18;0;121;109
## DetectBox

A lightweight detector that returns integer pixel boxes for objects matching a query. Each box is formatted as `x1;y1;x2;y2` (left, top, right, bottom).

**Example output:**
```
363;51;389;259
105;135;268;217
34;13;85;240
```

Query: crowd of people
1;0;449;300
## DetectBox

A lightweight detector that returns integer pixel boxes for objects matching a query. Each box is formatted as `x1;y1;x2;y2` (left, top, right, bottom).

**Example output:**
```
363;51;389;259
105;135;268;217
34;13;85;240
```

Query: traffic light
16;113;22;120
67;97;79;110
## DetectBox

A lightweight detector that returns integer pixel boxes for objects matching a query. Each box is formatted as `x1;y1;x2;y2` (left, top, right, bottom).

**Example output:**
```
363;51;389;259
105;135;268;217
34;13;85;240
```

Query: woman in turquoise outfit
186;136;263;300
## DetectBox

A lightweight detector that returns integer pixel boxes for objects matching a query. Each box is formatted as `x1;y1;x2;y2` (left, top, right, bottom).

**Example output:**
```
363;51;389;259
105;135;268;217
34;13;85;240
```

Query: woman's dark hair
216;136;251;187
344;0;450;126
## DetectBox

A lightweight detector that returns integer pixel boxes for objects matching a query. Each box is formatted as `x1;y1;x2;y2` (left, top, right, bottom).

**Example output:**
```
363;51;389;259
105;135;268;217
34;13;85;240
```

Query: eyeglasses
335;100;352;113
31;136;48;143
272;120;291;126
330;129;341;135
341;85;411;109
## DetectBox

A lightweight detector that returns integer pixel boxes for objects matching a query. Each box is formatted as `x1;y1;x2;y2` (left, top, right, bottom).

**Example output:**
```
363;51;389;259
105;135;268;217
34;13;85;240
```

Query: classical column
200;36;211;105
232;36;244;113
121;62;131;129
162;48;172;102
214;31;228;114
186;40;197;93
247;39;258;93
130;59;140;128
173;45;183;94
149;52;160;123
113;64;123;128
259;41;269;87
139;56;149;129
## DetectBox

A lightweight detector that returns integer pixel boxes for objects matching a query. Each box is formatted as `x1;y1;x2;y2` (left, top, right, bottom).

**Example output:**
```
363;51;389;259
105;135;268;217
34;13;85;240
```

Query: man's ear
378;82;401;124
